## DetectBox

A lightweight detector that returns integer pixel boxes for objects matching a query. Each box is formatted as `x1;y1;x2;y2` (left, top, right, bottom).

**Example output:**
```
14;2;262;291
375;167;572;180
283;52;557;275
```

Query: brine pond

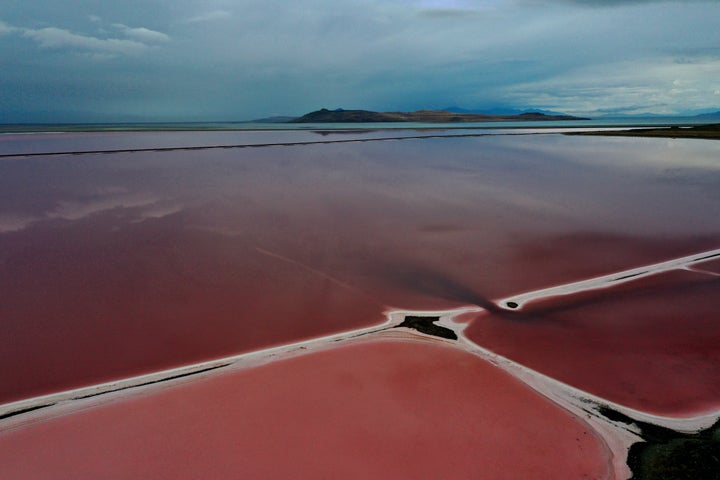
1;129;718;479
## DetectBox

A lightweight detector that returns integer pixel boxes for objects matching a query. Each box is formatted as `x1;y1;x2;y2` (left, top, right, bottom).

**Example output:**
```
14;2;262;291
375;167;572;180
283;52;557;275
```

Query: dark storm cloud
1;0;719;122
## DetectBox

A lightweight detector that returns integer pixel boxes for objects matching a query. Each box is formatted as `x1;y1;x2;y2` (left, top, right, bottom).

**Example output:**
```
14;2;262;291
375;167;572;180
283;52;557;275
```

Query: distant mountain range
252;108;720;124
591;111;720;119
442;106;573;116
694;111;720;119
289;108;588;123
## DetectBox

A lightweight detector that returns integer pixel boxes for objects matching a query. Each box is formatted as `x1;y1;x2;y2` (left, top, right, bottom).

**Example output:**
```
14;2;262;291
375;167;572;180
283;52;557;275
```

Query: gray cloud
2;16;170;58
113;24;170;43
1;0;719;121
416;8;483;19
0;20;19;34
183;10;232;24
23;27;147;54
525;0;707;5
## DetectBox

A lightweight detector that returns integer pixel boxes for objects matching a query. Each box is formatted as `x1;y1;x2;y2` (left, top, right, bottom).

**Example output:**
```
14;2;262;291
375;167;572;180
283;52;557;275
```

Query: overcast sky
1;0;719;122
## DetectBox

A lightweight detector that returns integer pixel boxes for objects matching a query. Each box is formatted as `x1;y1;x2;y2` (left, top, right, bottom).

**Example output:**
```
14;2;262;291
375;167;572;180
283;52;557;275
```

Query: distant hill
443;106;574;117
695;111;720;119
290;108;588;123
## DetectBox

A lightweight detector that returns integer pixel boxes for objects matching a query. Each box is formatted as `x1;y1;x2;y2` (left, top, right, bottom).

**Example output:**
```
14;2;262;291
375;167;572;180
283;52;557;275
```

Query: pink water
0;340;611;480
1;133;718;416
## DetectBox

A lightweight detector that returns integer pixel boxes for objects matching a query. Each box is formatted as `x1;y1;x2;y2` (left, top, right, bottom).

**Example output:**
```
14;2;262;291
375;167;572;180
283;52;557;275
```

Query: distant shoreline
1;119;718;135
0;119;585;135
567;123;720;140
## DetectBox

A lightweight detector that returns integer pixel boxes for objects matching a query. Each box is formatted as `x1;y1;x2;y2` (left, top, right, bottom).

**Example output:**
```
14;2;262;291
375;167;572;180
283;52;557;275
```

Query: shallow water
0;132;718;409
0;126;641;156
0;339;611;480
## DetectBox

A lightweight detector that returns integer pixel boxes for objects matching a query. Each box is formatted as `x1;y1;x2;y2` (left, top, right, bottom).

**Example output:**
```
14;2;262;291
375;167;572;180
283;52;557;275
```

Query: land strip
568;123;720;139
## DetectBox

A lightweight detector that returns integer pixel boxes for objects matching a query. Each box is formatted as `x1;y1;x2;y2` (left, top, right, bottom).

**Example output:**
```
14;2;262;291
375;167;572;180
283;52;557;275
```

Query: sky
1;0;719;122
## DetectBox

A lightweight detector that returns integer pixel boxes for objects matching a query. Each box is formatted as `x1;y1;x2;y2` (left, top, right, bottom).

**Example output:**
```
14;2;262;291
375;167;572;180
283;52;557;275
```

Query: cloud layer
3;16;169;58
1;0;718;121
22;27;148;55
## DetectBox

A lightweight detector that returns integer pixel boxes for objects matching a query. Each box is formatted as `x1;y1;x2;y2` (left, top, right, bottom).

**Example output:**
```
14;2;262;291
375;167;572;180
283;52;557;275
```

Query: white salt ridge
498;247;720;310
2;247;719;480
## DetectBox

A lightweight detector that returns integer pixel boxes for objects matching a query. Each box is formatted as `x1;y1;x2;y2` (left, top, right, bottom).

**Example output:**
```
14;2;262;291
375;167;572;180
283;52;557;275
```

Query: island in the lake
290;108;589;123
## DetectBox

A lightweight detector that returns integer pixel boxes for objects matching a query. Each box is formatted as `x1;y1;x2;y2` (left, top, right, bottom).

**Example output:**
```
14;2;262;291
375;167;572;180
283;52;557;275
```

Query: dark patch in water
396;316;457;340
369;262;509;314
597;406;720;480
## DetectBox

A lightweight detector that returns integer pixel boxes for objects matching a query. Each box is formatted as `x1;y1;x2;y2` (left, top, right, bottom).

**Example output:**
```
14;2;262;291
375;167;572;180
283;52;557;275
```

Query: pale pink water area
0;132;718;406
0;130;376;155
0;129;514;156
0;127;622;156
0;339;611;480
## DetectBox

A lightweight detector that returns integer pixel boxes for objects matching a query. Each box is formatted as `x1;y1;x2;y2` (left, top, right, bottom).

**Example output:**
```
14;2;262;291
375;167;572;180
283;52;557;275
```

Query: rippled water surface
1;131;718;407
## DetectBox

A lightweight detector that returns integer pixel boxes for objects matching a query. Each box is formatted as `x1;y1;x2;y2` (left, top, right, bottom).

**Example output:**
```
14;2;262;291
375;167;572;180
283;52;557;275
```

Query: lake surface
1;131;718;409
0;339;612;479
0;132;720;408
1;129;719;480
2;115;717;134
0;126;660;156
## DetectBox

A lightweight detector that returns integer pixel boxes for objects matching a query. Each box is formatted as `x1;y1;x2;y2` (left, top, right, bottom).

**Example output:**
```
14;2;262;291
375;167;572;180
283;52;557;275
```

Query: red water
465;270;720;415
695;258;720;274
1;133;719;409
0;340;611;480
